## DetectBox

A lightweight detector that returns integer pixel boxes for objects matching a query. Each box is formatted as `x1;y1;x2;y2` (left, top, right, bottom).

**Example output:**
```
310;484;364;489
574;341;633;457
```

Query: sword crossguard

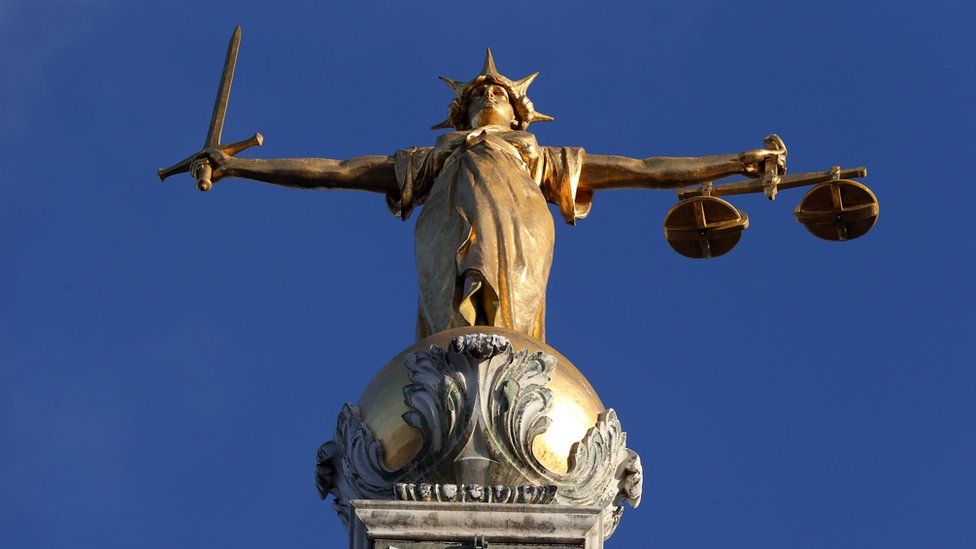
157;132;263;190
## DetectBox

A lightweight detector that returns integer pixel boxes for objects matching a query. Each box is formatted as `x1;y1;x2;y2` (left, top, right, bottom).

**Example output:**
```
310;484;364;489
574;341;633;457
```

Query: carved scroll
316;333;642;539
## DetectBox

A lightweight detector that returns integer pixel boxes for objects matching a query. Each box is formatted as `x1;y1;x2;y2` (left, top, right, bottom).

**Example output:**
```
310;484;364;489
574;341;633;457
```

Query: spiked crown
432;49;555;131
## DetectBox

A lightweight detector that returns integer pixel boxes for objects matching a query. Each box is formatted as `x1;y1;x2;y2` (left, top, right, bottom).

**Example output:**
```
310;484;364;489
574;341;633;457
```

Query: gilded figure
176;49;786;342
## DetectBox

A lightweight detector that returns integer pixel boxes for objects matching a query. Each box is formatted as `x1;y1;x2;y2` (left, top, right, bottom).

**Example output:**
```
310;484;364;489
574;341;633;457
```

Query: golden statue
161;35;795;342
158;32;879;542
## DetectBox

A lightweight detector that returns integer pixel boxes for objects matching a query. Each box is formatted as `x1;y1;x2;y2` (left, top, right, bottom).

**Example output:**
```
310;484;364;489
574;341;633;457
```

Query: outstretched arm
205;150;398;194
580;139;786;191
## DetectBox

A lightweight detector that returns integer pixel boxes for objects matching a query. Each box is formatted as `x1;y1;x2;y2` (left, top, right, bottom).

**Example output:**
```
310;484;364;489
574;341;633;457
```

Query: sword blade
204;25;242;149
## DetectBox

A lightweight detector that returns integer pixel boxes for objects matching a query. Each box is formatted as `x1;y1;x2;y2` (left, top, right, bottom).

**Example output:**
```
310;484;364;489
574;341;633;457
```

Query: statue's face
467;83;516;129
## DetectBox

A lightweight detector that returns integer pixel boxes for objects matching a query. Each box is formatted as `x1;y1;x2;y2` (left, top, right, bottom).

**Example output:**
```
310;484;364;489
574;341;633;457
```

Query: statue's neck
467;124;510;134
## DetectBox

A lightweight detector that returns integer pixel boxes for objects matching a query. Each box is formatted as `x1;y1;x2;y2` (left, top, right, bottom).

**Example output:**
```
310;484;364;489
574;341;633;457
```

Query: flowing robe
387;126;592;342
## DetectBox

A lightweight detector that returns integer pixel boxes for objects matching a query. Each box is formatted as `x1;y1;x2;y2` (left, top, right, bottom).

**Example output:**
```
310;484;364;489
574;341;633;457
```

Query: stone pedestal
317;328;643;546
349;500;607;548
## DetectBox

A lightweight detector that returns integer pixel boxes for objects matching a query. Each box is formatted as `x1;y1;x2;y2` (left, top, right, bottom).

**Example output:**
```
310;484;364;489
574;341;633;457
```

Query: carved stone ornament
394;482;557;504
316;333;643;540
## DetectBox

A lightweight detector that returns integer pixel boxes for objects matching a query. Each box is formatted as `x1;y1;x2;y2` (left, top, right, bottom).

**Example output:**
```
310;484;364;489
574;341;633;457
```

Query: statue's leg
457;269;498;327
458;271;482;326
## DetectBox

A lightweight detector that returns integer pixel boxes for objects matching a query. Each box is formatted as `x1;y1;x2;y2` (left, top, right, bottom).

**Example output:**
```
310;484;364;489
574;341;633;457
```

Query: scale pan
663;196;749;259
794;179;879;241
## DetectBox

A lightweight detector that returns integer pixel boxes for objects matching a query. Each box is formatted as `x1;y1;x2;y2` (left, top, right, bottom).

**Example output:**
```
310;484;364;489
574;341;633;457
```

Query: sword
158;26;262;192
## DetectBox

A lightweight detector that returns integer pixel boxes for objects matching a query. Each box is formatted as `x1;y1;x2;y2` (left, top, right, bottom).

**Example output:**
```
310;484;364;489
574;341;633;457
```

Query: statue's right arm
210;150;398;194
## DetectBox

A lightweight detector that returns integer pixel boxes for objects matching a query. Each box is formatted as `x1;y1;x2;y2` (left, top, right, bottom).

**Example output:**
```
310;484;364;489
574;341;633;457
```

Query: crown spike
481;48;501;78
434;50;552;131
431;118;455;130
529;111;555;123
513;72;539;95
439;76;467;96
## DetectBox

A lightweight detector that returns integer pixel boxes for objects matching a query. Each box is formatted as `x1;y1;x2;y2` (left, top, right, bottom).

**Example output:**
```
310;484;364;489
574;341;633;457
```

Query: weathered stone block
349;500;606;548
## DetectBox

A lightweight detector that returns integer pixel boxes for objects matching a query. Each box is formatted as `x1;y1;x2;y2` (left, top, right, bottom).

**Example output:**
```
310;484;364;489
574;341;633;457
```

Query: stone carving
399;338;479;472
601;447;645;538
316;333;642;540
313;440;345;527
617;448;643;509
316;403;404;528
394;483;558;504
483;335;557;481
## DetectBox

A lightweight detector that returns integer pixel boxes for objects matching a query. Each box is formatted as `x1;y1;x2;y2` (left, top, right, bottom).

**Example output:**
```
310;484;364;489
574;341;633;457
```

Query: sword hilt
157;132;264;191
193;160;213;192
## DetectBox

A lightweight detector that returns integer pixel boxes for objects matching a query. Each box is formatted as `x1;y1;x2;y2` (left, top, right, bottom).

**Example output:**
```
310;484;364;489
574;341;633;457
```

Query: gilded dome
357;326;605;474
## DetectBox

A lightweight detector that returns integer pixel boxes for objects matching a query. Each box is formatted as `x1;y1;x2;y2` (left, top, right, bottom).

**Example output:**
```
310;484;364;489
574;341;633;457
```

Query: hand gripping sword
158;26;262;192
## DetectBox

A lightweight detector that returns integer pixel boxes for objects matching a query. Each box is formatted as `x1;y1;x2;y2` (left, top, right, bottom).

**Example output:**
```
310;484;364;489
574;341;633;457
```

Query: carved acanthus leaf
316;333;643;542
485;348;556;475
401;345;472;468
333;404;399;500
558;409;627;508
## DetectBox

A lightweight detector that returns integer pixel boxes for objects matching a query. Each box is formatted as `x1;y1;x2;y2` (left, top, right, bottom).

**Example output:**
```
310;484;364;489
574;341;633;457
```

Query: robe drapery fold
387;127;590;342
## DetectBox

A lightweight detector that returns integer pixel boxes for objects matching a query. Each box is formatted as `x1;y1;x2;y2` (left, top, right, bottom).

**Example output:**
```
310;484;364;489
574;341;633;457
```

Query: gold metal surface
157;27;263;192
794;179;879;241
663;196;749;259
676;166;869;200
431;48;554;131
160;34;873;337
357;327;604;473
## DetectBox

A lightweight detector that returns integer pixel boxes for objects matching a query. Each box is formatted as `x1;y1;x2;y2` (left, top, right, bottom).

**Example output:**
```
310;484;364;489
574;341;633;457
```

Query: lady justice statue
160;31;876;546
175;48;786;343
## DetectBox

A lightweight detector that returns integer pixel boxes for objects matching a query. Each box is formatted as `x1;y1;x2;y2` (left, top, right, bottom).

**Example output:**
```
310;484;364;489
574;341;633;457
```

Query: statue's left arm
579;144;786;191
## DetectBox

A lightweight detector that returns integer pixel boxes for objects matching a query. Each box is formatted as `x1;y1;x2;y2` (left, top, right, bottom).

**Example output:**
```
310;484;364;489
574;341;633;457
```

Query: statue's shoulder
433;131;467;148
504;129;537;144
498;130;540;158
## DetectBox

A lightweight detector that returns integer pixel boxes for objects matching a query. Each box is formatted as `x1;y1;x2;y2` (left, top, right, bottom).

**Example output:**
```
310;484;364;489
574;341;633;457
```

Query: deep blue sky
2;1;973;547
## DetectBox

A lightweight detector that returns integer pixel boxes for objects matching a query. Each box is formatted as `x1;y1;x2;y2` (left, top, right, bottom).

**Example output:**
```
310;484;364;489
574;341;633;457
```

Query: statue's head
432;49;554;132
466;81;516;129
